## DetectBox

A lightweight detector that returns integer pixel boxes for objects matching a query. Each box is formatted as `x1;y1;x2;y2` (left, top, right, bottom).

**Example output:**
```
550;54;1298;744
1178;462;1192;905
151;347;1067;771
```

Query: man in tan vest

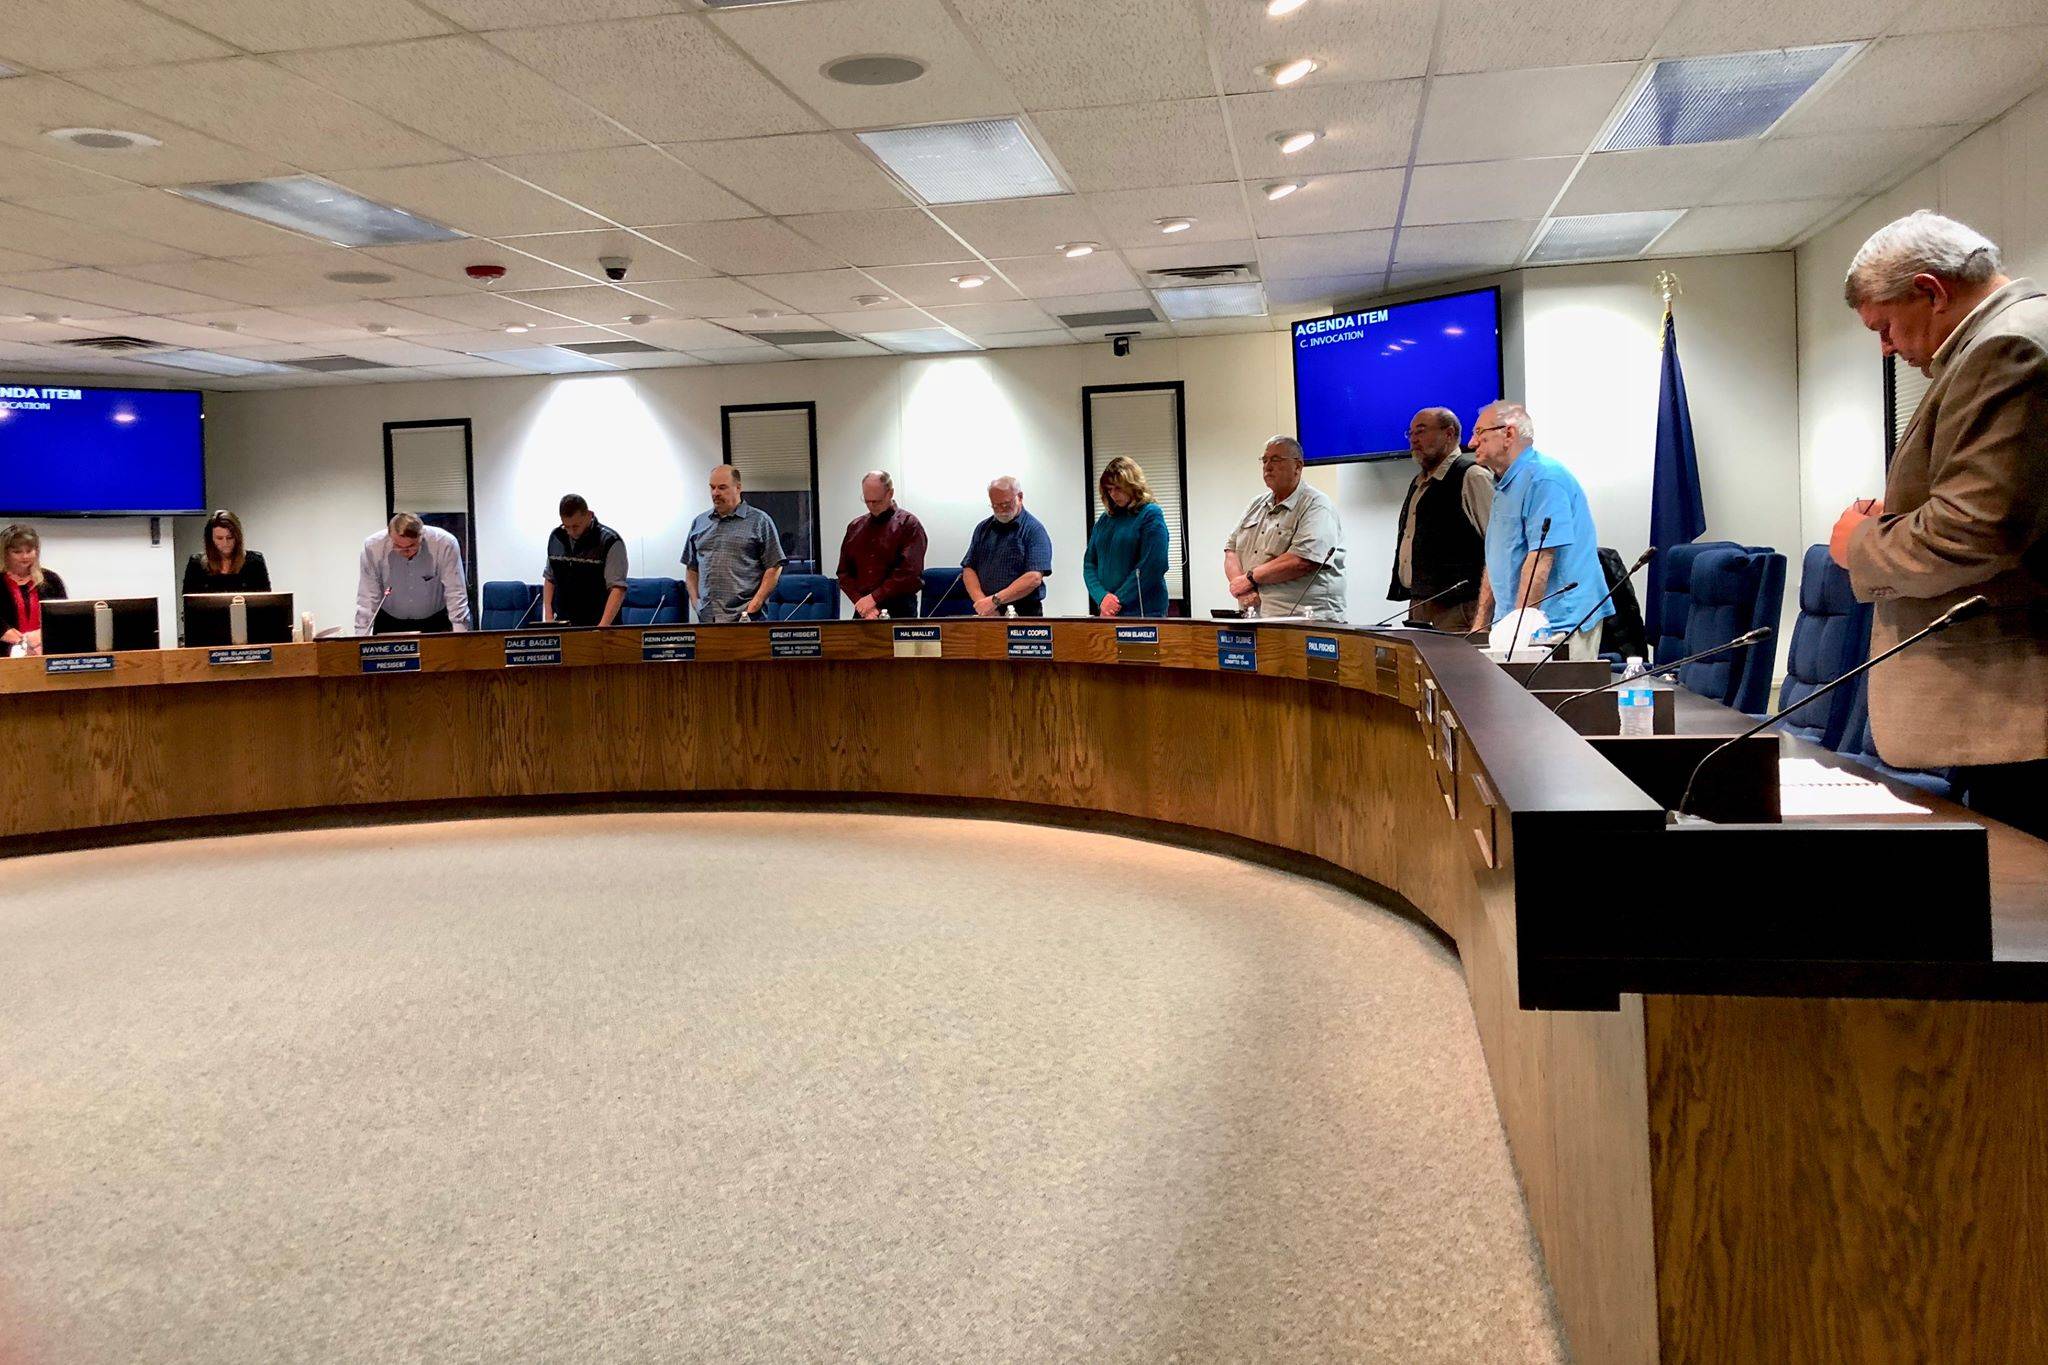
1832;210;2048;838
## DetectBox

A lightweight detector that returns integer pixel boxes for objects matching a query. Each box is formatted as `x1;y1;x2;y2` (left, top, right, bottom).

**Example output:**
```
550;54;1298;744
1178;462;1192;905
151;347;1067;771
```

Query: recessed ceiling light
823;54;927;86
1266;57;1318;87
210;321;242;333
1264;181;1303;201
471;347;619;374
1156;218;1194;234
1059;242;1100;258
364;322;393;334
950;273;988;289
852;294;890;306
327;270;396;286
622;313;654;325
1266;0;1309;14
864;328;982;354
172;174;463;248
45;127;161;152
503;323;532;334
1276;130;1319;155
857;118;1063;204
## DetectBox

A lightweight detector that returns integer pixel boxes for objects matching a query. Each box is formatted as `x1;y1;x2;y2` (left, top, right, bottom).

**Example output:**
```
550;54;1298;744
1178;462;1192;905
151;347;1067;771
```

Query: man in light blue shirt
1470;401;1611;659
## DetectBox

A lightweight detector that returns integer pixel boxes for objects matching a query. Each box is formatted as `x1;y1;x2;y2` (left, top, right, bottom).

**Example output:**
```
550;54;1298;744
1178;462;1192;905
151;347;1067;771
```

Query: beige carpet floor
0;812;1566;1364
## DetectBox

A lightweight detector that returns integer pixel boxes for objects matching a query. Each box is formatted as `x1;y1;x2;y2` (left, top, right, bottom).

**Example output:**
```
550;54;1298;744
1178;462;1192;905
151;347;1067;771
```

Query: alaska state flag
1645;310;1707;643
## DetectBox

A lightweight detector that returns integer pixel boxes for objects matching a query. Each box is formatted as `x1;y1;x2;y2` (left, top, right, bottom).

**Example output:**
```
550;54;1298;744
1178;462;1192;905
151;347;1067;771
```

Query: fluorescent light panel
471;347;620;373
863;328;982;353
857;119;1063;205
172;174;464;247
1601;44;1857;150
1154;283;1268;320
1527;211;1683;263
144;350;293;376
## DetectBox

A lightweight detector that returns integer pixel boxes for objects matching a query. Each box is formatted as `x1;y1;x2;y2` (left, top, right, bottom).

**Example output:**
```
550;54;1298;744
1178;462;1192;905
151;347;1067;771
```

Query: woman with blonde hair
182;509;271;595
1;523;66;656
1082;456;1170;618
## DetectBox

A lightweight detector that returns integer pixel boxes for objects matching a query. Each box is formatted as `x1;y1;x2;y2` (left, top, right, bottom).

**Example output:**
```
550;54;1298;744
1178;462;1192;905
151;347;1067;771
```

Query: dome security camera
1110;333;1136;358
599;256;631;282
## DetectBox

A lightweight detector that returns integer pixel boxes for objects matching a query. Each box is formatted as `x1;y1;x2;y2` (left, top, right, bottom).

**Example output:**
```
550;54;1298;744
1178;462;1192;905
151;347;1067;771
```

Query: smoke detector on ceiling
466;264;508;283
823;54;927;86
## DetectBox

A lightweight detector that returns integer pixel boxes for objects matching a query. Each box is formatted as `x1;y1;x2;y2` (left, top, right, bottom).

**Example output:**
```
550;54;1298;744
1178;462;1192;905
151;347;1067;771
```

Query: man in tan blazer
1831;210;2048;838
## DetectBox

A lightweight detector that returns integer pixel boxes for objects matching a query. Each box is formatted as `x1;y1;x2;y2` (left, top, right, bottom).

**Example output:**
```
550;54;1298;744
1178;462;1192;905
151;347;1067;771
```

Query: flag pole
1655;269;1681;324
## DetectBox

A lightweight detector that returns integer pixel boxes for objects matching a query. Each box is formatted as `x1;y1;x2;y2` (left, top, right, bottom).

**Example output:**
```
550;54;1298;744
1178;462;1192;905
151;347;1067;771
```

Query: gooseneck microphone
517;588;543;629
926;570;967;618
1547;626;1773;711
1674;595;1988;819
1372;578;1471;628
1520;546;1656;692
1507;516;1553;654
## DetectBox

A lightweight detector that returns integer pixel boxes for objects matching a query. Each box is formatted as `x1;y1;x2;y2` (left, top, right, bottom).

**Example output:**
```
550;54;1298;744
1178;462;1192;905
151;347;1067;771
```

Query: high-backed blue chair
764;572;839;621
1652;540;1742;664
1676;545;1785;714
1774;545;1873;749
619;576;684;625
480;580;540;631
920;567;974;617
1835;674;1957;798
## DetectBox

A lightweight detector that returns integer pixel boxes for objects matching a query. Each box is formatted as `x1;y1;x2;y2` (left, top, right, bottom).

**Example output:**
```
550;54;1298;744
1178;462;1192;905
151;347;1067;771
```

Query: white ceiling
0;0;2039;388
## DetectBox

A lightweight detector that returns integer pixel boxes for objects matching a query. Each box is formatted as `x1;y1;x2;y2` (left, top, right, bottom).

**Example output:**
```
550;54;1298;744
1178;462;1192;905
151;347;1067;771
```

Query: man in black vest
1389;407;1494;632
543;493;629;627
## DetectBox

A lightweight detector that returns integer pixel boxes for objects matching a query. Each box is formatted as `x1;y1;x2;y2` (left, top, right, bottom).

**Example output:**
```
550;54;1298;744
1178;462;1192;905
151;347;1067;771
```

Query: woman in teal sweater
1082;456;1171;617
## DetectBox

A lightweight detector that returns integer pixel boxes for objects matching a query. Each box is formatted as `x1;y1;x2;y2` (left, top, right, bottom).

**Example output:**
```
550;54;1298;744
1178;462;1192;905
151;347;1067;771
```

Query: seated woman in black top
2;523;67;656
183;509;271;596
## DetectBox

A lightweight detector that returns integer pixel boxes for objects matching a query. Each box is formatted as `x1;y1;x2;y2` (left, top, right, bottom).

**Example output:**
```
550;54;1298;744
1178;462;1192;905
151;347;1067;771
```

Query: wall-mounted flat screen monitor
1290;287;1504;464
0;385;205;515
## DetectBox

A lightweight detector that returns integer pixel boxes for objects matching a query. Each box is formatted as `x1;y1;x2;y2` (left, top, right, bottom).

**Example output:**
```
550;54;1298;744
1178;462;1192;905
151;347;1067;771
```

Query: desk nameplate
893;625;942;659
208;646;274;667
1217;629;1257;673
769;625;821;659
1114;624;1159;663
45;653;114;674
1374;644;1400;696
642;629;696;662
359;640;421;674
504;633;562;667
1305;634;1340;682
1008;625;1053;659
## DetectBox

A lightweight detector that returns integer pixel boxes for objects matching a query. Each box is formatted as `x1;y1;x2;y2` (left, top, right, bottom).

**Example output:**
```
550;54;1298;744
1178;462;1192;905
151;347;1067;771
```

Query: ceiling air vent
1141;263;1259;287
52;334;165;353
743;329;852;346
282;355;394;372
1055;307;1159;330
559;340;669;356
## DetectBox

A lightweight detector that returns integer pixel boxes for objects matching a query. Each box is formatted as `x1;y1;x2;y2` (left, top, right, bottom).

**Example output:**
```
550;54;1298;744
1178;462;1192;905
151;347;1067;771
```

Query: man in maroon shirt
836;471;928;619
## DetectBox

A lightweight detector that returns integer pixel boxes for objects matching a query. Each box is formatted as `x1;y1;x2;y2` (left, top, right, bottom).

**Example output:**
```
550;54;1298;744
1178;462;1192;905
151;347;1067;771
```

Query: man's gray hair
1482;400;1535;441
388;511;424;537
863;469;894;494
1264;435;1305;462
988;475;1021;496
1844;210;2003;307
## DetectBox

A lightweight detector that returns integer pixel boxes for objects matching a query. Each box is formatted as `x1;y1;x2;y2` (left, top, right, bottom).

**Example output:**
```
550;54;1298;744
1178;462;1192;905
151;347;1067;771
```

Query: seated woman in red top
1;524;67;657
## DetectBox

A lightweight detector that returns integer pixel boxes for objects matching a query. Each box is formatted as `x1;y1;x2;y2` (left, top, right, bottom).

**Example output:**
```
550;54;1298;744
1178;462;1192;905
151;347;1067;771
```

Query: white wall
22;248;1803;649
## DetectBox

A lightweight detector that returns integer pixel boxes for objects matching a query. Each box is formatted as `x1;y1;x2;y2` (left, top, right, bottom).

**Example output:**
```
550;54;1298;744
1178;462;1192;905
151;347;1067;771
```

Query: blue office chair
1676;545;1785;714
764;572;839;620
1835;673;1956;798
619;577;684;625
920;567;974;617
1774;545;1873;749
480;580;541;631
1652;540;1741;665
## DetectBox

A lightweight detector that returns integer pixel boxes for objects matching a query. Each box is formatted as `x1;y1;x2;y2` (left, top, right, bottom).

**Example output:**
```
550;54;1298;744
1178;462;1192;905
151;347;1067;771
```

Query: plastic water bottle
1617;683;1654;736
1003;604;1017;618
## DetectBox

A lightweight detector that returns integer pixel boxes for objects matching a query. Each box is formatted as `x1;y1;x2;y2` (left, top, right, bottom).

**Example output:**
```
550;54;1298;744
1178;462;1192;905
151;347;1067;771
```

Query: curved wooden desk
4;620;2044;1364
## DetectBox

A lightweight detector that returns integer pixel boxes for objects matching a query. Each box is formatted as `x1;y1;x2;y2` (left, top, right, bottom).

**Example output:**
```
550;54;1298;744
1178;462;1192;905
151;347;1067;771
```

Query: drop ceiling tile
275;36;634;158
932;197;1107;261
1252;169;1404;237
493;145;754;226
866;263;1023;306
626;318;754;349
1418;64;1638;163
0;267;228;316
1895;0;2048;31
639;219;843;275
1122;238;1259;273
1266;272;1391;308
76;315;253;349
950;0;1214;108
122;259;329;307
484;15;819;143
1084;183;1252;248
923;300;1055;337
1258;230;1396;280
493;231;713;282
141;0;452;51
704;314;824;334
71;58;457;174
0;279;132;317
690;346;794;364
1438;0;1681;74
1034;101;1235;193
1392;219;1535;269
327;337;478;366
666;135;910;214
358;239;597;290
417;361;531;378
710;0;1016;128
1403;157;1575;226
329;161;607;236
733;269;890;314
618;277;785;317
1776;30;2048;136
1225;82;1424;179
0;150;135;203
1555;145;1756;216
1034;289;1156;317
1199;0;1439;92
1172;316;1278;335
1649;199;1846;254
591;348;713;368
396;291;575;328
988;252;1141;297
0;0;233;70
26;188;320;256
275;299;472;333
1653;0;1915;57
0;315;117;343
226;249;456;301
422;324;621;350
0;204;194;268
430;0;683;28
0;77;288;186
164;308;362;342
1710;127;1966;202
0;247;64;273
978;329;1074;348
783;209;972;268
497;284;654;324
780;340;890;359
814;306;939;333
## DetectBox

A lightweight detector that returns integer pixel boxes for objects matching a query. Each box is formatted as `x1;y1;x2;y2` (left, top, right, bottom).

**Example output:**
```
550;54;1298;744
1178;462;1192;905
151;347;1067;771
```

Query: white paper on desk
1777;757;1931;816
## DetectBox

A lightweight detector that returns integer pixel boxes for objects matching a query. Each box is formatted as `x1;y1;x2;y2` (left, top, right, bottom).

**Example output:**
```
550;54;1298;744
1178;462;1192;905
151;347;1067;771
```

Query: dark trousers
1954;758;2048;841
373;608;454;635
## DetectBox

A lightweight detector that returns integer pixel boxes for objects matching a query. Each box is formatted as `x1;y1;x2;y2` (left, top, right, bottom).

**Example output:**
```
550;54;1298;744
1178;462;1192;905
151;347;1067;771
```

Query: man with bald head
836;469;927;620
683;463;785;623
1389;406;1494;632
1470;401;1610;658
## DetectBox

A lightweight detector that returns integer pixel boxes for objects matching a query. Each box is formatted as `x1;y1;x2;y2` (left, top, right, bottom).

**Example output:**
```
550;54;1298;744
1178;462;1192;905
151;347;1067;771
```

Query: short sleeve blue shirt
1484;448;1612;637
961;507;1053;601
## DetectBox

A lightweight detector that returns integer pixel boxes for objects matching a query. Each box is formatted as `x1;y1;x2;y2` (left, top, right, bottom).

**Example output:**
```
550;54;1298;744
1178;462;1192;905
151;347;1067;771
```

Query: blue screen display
0;385;204;514
1291;288;1502;464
